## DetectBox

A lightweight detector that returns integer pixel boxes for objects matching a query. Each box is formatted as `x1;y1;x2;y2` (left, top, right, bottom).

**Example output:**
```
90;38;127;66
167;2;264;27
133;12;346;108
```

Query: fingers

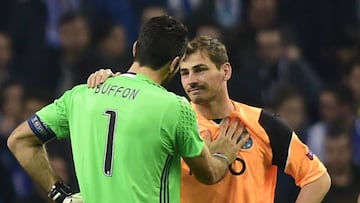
218;118;229;139
221;117;249;148
203;130;212;146
94;69;104;87
87;73;96;88
87;68;115;88
226;119;239;140
228;123;242;143
96;69;111;86
236;130;250;147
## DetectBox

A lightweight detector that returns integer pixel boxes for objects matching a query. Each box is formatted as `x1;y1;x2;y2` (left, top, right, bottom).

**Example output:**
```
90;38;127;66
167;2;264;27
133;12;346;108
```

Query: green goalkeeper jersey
28;73;205;203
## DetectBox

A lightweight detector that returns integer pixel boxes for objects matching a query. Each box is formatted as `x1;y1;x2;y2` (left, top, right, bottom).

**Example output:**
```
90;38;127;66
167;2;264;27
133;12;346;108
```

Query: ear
222;62;232;81
169;56;180;74
132;41;137;57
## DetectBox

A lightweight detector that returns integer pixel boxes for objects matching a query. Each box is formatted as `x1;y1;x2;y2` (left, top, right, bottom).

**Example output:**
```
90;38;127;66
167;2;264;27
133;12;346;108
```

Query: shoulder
237;102;262;113
233;101;263;121
62;84;88;97
165;93;192;112
53;84;90;105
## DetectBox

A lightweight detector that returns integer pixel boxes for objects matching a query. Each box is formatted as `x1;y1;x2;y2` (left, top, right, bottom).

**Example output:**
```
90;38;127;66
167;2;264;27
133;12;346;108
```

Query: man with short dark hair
7;16;248;203
90;35;331;203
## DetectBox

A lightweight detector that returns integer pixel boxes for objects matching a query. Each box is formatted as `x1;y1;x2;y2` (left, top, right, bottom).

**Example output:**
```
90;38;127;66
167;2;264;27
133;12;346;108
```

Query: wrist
212;152;229;165
48;181;72;203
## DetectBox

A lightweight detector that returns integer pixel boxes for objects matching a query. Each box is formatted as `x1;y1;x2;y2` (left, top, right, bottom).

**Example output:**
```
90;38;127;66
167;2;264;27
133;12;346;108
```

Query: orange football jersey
181;101;327;203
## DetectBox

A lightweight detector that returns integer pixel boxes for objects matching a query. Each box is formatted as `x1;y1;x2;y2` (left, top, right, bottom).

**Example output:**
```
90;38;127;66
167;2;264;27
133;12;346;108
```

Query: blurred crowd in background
0;0;360;202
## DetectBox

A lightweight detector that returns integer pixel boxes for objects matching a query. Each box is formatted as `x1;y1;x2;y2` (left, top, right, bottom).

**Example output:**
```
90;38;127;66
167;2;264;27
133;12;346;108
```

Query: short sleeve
284;132;327;187
258;110;327;187
175;97;204;158
28;90;71;142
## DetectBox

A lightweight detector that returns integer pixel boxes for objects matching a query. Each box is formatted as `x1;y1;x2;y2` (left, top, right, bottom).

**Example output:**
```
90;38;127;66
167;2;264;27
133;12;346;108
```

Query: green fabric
36;73;204;203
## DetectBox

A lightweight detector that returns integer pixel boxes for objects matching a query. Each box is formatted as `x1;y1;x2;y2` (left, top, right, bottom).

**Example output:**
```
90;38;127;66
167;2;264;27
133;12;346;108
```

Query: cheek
208;75;224;89
180;77;187;87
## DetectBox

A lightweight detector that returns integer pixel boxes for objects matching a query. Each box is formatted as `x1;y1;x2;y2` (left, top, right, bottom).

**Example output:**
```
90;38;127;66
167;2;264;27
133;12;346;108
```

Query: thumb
114;72;121;76
203;130;212;146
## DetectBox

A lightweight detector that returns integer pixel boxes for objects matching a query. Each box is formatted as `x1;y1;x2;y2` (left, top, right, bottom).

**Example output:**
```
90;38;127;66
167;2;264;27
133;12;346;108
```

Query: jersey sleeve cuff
27;114;56;143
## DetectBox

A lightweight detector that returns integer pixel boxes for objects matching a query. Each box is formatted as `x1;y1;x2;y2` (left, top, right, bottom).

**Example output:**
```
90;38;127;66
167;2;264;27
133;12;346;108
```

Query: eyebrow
180;64;207;71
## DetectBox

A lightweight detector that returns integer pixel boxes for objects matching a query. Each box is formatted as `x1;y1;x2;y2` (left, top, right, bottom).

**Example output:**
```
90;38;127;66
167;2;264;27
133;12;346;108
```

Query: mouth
188;87;203;95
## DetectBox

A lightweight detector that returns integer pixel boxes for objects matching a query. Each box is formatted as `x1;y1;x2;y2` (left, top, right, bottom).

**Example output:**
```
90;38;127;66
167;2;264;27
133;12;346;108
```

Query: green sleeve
175;96;204;157
35;89;72;140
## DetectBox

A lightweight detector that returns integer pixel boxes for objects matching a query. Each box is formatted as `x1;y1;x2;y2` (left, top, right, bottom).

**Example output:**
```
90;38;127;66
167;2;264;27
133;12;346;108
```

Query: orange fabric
180;101;327;203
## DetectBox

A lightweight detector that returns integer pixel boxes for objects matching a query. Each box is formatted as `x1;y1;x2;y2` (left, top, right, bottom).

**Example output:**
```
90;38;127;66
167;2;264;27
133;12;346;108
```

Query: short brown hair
185;36;228;69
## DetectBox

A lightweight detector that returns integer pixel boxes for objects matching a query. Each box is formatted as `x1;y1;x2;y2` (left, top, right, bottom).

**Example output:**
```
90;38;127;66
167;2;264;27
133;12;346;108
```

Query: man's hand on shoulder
87;68;120;88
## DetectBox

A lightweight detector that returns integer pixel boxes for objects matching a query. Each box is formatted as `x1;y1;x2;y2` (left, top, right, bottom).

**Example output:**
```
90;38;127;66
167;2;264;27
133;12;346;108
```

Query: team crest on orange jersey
241;137;253;149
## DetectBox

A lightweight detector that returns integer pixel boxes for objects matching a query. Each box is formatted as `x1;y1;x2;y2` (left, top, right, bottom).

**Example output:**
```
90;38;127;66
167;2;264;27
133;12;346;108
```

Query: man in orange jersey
87;36;331;203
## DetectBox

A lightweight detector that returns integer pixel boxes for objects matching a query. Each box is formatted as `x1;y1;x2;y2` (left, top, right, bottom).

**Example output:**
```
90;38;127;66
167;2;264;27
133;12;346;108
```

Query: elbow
308;171;331;195
199;179;215;185
197;176;218;185
197;168;225;185
323;172;331;193
207;170;226;185
202;173;219;185
7;131;20;154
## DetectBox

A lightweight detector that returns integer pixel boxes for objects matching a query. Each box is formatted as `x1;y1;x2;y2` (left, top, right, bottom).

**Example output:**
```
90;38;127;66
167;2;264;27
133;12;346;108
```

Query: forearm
202;154;229;184
19;144;59;192
185;147;228;185
295;172;331;203
7;123;60;193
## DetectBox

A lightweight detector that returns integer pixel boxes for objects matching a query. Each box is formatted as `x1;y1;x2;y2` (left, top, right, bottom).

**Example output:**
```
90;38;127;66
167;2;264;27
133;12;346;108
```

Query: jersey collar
190;100;239;121
122;72;166;91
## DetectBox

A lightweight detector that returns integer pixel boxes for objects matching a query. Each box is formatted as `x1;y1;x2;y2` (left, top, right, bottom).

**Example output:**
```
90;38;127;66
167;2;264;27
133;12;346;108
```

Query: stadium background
0;0;359;202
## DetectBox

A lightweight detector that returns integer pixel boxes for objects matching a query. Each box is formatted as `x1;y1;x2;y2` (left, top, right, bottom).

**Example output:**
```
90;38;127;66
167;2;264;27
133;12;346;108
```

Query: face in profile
180;51;226;104
161;59;180;85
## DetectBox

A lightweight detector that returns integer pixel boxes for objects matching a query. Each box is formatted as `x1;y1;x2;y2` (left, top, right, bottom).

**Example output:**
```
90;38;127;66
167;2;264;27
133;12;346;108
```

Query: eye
194;67;205;73
192;64;208;73
180;71;189;76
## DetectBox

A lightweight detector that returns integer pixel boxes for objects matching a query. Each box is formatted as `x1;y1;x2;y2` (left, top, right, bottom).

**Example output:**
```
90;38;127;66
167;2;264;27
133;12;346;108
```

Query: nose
188;72;199;85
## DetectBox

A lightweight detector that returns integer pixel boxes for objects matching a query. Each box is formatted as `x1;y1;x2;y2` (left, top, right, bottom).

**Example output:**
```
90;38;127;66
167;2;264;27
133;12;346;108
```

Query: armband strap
212;152;229;165
27;114;56;143
48;181;72;203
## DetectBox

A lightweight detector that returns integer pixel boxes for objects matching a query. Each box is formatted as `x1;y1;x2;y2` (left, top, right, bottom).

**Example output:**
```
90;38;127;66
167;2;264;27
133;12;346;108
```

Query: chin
190;96;207;104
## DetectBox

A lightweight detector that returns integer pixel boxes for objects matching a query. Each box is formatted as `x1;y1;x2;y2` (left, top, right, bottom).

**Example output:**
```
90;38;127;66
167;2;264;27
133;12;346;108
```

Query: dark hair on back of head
134;15;188;70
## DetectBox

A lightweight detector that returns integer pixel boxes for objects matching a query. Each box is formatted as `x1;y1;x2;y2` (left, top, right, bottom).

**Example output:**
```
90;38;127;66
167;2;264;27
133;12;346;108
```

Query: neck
194;89;234;119
127;62;166;84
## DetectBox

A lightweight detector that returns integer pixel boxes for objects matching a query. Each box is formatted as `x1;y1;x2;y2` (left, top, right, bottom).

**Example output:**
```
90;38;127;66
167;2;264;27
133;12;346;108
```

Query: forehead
180;50;213;69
